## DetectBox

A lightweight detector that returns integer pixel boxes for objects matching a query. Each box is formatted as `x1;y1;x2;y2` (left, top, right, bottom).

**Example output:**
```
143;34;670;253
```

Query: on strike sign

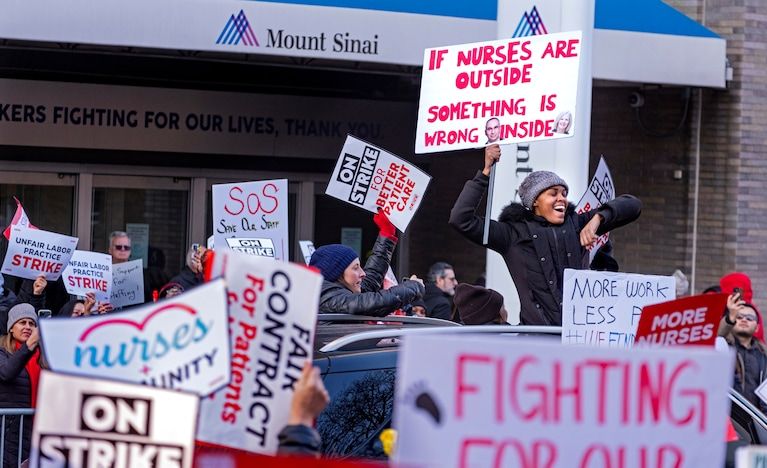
198;250;323;454
635;293;728;347
31;371;198;468
393;335;733;468
326;135;431;231
415;30;582;154
1;225;78;280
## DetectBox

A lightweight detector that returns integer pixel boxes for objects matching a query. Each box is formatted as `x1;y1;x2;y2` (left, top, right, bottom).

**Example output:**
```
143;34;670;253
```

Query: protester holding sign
449;145;642;325
720;298;767;412
310;211;424;316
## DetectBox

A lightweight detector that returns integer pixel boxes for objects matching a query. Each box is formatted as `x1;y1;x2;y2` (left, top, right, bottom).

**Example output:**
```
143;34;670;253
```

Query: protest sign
575;156;614;263
110;258;144;308
2;196;37;240
561;269;675;348
415;30;582;154
198;250;323;454
737;446;767;468
327;135;431;231
299;240;315;265
31;371;198;468
62;250;113;302
226;237;276;258
40;279;231;396
635;293;727;347
1;225;78;280
212;179;288;260
393;334;733;468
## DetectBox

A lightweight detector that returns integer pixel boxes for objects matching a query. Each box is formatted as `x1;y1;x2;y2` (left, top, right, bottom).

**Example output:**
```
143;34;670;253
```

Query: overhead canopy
592;0;726;88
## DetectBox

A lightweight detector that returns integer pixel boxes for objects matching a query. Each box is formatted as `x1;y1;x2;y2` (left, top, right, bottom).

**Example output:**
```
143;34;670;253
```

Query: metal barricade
0;408;34;468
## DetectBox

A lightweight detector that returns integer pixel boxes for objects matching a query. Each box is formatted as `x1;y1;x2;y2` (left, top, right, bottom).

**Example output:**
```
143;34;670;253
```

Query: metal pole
483;165;496;245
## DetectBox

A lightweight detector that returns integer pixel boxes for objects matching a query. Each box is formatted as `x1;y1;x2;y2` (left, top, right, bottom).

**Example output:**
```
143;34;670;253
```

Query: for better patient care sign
415;30;582;154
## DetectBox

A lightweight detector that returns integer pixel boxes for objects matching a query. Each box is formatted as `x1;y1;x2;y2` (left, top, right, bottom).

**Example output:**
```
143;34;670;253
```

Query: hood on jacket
498;202;577;224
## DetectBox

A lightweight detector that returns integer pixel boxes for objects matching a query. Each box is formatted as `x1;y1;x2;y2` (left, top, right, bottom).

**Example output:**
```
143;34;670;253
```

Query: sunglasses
736;314;757;322
113;245;131;251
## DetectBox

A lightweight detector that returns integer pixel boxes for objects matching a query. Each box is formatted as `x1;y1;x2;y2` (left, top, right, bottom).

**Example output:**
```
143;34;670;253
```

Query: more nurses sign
415;30;582;153
326;135;431;231
393;335;733;468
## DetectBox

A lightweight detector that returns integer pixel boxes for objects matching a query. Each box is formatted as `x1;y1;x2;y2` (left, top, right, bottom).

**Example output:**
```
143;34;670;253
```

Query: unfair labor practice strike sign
1;225;78;280
576;156;614;263
415;30;582;153
198;250;323;454
62;250;113;302
31;371;198;468
327;135;431;231
561;269;675;348
40;279;231;396
212;179;288;260
393;335;733;468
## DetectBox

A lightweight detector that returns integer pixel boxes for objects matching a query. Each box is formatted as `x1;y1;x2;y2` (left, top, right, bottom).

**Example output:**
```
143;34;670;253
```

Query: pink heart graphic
78;303;197;342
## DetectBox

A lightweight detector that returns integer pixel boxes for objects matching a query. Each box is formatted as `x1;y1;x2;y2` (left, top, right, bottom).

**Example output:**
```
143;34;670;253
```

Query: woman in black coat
449;145;642;326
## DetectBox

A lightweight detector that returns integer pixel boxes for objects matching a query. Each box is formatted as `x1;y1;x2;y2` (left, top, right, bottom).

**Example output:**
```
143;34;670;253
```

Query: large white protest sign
415;30;582;154
40;279;231;396
393;334;733;468
31;371;198;468
212;179;288;260
576;156;614;263
198;250;322;454
62;250;113;302
110;258;144;308
327;135;431;231
562;269;675;348
1;226;78;280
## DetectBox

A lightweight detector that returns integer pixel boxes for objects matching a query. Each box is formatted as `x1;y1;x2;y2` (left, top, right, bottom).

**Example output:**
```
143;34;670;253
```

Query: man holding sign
449;148;642;325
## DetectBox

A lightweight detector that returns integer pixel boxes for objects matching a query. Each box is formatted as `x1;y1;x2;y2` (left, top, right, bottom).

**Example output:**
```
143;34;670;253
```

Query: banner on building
575;156;614;263
327;135;431;231
40;279;231;396
198;250;322;454
62;250;113;303
393;334;733;468
31;371;198;468
110;259;145;308
561;269;676;348
635;294;727;347
212;179;289;261
415;30;582;154
1;226;78;281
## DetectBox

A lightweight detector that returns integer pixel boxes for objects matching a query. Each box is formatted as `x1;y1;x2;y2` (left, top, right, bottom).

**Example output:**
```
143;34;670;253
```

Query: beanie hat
518;171;569;210
454;283;504;325
7;303;37;332
720;272;753;302
309;244;359;282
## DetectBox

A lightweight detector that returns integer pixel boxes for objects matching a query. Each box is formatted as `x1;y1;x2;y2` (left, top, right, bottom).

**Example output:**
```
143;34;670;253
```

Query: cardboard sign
576;156;614;263
31;371;198;468
299;240;315;265
326;135;431;231
393;334;733;468
415;30;582;153
40;279;231;396
562;269;675;348
62;250;113;302
635;294;727;347
197;250;323;454
226;237;276;258
1;225;78;280
212;179;288;261
110;259;145;308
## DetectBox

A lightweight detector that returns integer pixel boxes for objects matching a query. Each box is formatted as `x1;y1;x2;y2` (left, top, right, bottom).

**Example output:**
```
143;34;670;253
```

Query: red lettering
260;183;279;214
456;354;493;419
458;438;494;468
225;186;245;216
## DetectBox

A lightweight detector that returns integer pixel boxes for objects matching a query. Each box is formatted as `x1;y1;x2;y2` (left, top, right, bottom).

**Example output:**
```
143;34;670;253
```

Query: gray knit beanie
7;303;37;332
518;171;569;210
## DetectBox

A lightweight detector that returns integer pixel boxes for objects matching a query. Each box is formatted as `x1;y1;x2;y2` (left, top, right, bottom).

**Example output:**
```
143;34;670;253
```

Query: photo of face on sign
553;111;573;134
484;117;503;145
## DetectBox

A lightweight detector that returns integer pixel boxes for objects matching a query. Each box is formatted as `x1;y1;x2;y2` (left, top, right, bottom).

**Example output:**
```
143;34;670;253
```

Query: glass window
313;195;381;264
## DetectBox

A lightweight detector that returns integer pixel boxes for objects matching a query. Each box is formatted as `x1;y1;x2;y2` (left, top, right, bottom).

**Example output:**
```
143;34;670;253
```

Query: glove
374;210;398;241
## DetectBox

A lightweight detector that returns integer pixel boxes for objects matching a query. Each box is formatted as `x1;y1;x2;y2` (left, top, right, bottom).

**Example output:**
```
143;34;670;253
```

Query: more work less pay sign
415;31;582;153
394;335;733;468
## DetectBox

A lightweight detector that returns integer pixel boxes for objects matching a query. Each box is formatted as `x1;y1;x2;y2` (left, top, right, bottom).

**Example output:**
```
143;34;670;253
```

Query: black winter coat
318;235;424;316
0;343;37;467
423;283;452;321
449;170;642;326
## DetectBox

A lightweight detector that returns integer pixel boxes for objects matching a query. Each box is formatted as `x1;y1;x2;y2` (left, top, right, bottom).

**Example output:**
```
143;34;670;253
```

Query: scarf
15;341;41;408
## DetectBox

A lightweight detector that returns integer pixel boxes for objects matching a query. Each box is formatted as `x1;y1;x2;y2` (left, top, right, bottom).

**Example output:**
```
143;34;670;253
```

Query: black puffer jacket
449;170;641;326
0;343;37;467
318;235;424;316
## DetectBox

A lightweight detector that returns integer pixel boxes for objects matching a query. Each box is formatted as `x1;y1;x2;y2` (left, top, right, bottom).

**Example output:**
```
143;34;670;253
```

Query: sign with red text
31;371;198;468
39;279;231;396
576;156;614;263
62;250;113;302
393;334;733;468
1;225;78;280
212;179;288;261
562;269;676;348
635;294;727;347
110;259;145;308
327;135;431;231
415;30;582;153
198;250;322;454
